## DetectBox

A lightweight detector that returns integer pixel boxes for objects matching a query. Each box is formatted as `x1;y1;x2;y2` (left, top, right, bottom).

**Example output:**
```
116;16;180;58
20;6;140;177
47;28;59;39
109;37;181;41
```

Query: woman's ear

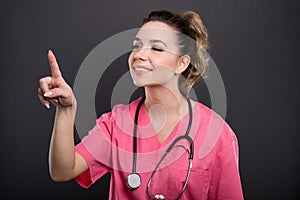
175;55;190;74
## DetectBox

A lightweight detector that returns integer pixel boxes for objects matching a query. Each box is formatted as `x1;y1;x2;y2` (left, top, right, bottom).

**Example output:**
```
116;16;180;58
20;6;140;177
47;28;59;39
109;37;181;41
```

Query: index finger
47;50;62;78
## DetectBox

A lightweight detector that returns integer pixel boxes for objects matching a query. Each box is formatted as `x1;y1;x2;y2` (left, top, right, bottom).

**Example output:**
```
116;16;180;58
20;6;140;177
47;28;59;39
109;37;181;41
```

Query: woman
38;10;243;200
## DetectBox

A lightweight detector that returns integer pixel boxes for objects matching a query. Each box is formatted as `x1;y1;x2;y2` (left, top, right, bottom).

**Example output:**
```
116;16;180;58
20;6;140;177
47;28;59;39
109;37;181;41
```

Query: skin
38;21;192;182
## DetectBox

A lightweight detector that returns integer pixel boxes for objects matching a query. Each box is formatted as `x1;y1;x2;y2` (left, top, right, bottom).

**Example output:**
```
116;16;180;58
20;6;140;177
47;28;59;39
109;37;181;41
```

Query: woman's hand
38;50;75;109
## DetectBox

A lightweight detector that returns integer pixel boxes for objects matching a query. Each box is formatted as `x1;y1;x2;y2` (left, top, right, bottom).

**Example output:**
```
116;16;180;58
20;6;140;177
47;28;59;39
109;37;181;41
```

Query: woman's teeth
134;67;151;72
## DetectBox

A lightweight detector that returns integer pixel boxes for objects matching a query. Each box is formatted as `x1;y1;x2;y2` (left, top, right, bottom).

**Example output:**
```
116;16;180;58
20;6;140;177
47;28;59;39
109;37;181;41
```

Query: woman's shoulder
96;97;142;124
111;97;142;115
193;100;224;123
193;100;238;158
196;100;236;135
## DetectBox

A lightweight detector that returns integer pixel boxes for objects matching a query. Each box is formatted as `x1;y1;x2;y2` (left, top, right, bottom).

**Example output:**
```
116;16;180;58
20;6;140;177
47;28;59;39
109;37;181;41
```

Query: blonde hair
143;10;210;97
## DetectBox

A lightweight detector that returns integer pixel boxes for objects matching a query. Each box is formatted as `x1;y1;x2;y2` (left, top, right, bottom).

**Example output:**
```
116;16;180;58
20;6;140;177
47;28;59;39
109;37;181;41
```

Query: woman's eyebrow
133;37;142;42
149;39;168;47
133;37;167;47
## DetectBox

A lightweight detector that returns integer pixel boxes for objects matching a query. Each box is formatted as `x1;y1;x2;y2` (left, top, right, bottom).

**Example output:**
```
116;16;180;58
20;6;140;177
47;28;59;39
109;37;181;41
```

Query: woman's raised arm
38;50;88;181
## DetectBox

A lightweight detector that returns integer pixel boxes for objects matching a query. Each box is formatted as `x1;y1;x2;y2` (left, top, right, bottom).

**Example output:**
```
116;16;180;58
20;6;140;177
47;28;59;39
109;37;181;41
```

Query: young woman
38;10;243;200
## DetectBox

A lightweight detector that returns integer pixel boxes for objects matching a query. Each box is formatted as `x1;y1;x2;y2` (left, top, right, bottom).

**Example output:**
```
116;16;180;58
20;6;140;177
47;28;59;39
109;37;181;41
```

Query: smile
133;66;153;72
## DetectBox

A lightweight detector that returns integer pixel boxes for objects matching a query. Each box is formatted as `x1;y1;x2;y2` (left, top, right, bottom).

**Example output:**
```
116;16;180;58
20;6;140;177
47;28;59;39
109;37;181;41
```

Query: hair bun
182;11;209;49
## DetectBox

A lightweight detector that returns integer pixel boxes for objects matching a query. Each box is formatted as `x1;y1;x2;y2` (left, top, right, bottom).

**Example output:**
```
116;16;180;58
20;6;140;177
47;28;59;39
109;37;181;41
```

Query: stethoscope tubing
129;96;194;199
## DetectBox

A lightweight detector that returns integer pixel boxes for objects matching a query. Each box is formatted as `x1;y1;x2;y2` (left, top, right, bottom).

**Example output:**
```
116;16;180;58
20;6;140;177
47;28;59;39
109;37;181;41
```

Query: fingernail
45;103;50;109
44;91;53;97
48;49;52;54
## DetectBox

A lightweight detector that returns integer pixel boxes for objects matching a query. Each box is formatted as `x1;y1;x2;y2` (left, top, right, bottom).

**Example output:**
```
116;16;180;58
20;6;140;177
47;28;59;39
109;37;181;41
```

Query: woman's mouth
133;66;153;72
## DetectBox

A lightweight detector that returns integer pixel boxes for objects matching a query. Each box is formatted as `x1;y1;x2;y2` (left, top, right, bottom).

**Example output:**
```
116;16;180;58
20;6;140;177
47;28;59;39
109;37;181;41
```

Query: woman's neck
144;85;187;115
143;85;191;144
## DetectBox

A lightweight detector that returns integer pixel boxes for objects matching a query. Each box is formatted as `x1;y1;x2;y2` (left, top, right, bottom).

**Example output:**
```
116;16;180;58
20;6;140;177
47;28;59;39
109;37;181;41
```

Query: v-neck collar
138;100;194;148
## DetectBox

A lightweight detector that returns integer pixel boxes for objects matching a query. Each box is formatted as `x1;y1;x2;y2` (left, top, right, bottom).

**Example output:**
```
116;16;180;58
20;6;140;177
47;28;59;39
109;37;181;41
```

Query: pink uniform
75;97;244;199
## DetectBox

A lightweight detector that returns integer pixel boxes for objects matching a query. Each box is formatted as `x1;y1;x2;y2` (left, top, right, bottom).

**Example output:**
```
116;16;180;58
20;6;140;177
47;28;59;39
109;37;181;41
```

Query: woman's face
128;21;182;87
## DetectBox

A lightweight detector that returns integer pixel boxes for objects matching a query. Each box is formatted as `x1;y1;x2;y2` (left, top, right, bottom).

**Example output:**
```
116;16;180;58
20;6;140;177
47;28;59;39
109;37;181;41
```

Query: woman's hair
143;10;210;97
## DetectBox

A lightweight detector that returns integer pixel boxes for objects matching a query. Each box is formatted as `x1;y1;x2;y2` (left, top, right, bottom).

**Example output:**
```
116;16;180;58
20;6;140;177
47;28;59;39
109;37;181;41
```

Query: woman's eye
132;45;141;50
151;46;164;52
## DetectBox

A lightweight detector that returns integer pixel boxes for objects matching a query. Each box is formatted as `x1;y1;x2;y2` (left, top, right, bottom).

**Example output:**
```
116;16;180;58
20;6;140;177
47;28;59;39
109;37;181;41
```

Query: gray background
0;0;299;199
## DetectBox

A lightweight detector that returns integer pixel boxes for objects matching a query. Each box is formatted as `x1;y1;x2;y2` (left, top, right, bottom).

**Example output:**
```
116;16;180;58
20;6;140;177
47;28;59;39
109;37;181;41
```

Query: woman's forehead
135;21;179;52
141;21;176;30
136;21;178;43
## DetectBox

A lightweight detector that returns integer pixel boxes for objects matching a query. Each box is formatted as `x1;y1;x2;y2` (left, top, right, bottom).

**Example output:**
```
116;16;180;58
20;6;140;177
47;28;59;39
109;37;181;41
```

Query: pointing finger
48;50;62;78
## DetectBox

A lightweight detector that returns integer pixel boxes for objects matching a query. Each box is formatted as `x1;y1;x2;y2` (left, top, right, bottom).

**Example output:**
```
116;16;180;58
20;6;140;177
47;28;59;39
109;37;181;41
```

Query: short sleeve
74;112;113;188
208;124;244;200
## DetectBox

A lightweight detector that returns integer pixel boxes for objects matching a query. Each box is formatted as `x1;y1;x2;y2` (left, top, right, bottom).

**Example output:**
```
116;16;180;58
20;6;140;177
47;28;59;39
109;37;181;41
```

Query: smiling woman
129;21;182;89
38;10;244;200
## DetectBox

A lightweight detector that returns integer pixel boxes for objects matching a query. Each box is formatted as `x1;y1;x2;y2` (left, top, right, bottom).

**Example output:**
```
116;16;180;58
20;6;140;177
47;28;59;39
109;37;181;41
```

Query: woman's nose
134;47;149;61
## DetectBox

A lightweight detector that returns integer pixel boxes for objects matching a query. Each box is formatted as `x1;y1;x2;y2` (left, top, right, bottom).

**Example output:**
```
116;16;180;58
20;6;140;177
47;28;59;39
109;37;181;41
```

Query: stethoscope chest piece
127;173;141;189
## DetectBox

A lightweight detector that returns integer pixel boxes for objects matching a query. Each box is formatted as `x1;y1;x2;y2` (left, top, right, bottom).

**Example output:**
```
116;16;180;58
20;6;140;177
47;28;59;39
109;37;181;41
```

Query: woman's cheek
128;53;134;69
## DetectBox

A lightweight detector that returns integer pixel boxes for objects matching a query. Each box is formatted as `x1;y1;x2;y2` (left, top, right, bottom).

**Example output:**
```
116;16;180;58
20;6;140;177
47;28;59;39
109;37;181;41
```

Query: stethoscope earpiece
154;194;166;199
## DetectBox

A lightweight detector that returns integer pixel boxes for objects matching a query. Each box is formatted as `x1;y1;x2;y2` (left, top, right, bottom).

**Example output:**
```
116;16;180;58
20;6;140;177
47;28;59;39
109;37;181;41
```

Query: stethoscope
126;97;194;200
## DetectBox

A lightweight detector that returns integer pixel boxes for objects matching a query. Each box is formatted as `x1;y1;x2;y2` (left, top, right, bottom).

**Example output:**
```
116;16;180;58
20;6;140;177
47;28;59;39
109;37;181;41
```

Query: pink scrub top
74;97;244;199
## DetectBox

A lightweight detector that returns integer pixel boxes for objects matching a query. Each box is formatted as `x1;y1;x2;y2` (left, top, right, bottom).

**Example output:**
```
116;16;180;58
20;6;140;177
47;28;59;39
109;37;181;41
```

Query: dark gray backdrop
0;0;299;199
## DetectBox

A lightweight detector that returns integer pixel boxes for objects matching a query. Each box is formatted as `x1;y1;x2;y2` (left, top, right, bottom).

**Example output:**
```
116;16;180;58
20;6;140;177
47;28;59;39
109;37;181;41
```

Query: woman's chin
133;81;149;87
132;80;158;88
